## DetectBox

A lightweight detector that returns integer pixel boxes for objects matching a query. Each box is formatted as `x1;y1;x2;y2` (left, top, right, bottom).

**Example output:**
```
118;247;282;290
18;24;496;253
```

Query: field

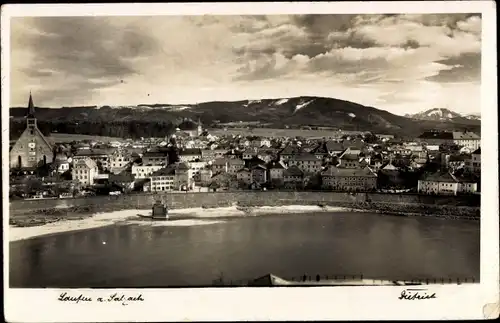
207;127;362;139
49;133;126;143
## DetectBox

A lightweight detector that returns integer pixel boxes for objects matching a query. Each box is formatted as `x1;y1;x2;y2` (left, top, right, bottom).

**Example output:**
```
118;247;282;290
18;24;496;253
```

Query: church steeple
26;92;37;130
27;92;36;118
197;117;203;136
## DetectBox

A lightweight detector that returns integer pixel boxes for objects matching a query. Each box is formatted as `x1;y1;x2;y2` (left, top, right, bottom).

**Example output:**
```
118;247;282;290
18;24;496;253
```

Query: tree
24;178;43;195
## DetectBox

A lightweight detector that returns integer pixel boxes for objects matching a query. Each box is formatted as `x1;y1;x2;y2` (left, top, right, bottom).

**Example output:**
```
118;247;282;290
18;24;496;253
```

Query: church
9;93;54;169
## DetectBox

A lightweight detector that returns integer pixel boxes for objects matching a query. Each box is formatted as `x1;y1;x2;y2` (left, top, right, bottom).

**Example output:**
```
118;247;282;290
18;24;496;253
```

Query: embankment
9;191;480;227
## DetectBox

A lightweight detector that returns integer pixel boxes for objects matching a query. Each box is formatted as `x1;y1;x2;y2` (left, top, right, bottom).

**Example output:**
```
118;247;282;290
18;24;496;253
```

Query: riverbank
9;198;480;229
9;205;351;241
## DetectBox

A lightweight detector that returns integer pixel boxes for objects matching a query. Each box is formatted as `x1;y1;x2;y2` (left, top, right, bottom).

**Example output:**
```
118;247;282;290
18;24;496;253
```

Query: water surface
10;212;480;287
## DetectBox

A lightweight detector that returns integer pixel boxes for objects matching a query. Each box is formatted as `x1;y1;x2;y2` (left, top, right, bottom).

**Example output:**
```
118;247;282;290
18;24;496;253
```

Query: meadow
49;133;126;143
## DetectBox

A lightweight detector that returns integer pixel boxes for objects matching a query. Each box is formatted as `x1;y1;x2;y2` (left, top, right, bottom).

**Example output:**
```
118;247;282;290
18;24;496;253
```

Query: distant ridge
10;96;480;138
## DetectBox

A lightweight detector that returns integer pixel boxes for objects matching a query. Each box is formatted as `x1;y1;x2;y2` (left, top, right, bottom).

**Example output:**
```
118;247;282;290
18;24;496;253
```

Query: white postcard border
2;2;498;322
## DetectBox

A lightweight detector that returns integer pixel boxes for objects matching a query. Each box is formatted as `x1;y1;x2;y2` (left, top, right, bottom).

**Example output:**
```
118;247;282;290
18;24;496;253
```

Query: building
149;166;176;192
268;160;286;183
131;164;164;179
72;158;98;186
9;93;54;169
109;149;133;174
197;118;203;137
338;153;361;169
251;165;267;184
452;131;481;151
417;172;460;195
283;165;304;189
174;162;193;190
236;168;252;186
199;168;213;186
52;153;70;174
257;149;277;163
444;154;468;171
109;172;136;191
187;161;207;180
279;144;302;162
320;166;377;192
73;149;111;170
456;174;479;194
142;149;169;166
465;147;481;174
325;140;345;156
179;148;202;162
417;130;480;150
201;149;227;161
212;158;229;173
288;153;322;174
242;147;258;160
310;142;329;159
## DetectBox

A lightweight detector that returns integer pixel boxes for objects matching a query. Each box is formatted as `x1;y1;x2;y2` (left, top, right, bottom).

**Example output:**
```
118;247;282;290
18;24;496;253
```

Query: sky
10;14;482;115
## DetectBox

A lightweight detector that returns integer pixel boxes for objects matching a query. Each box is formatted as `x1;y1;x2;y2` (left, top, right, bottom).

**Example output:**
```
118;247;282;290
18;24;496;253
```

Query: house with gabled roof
325;140;345;156
72;158;98;186
321;166;377;192
251;164;268;184
283;165;304;189
268;160;287;183
465;147;481;174
417;172;460;195
338;152;361;169
149;166;176;192
288;153;322;174
179;148;202;162
279;144;302;162
236;167;252;186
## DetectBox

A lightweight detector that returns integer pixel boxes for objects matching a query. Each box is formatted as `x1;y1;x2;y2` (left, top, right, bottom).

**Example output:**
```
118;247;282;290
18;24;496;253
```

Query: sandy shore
9;205;349;242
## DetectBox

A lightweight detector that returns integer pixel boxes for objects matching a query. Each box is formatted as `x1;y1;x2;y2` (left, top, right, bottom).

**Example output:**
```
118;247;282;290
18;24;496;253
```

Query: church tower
26;92;37;134
197;118;203;137
9;92;54;169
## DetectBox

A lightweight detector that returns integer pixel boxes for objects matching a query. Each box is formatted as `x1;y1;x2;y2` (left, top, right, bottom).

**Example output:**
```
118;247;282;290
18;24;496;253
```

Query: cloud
425;53;481;83
9;14;482;115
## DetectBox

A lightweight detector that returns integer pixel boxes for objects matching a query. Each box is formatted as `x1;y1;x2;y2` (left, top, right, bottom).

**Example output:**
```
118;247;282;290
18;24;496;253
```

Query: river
9;211;479;288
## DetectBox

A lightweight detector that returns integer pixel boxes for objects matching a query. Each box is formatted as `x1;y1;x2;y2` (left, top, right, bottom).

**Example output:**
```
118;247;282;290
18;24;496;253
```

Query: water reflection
10;212;480;288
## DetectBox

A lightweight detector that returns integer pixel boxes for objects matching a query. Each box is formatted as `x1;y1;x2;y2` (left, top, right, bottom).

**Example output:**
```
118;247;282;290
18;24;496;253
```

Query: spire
27;92;36;118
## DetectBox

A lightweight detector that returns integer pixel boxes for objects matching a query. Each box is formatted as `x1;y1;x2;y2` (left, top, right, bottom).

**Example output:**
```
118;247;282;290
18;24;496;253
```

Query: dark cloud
291;14;357;34
425;53;481;83
12;16;161;86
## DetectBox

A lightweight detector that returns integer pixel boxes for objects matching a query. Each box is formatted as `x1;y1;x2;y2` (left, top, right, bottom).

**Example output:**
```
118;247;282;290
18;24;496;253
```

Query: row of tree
10;120;177;140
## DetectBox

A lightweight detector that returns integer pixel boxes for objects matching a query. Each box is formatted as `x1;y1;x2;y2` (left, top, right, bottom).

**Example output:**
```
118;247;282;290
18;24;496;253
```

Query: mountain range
10;96;480;138
405;108;481;123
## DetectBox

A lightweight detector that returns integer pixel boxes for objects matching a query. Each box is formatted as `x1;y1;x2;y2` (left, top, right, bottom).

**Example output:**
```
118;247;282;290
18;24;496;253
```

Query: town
9;94;481;200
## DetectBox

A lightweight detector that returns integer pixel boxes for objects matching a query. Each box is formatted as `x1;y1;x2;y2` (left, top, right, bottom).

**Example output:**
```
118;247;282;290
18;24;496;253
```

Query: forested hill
9;96;480;140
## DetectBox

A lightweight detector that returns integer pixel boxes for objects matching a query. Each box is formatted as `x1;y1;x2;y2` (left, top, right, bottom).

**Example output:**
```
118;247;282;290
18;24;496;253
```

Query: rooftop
321;166;376;177
420;172;458;183
150;167;176;177
180;148;202;155
283;165;304;176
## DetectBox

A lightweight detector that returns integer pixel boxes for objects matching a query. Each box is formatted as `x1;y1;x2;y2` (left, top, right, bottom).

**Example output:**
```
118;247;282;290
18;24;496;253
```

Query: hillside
10;96;480;139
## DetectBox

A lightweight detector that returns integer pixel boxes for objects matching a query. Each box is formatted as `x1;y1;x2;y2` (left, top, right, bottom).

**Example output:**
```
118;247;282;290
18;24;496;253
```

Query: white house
132;164;164;179
418;172;460;195
72;158;98;186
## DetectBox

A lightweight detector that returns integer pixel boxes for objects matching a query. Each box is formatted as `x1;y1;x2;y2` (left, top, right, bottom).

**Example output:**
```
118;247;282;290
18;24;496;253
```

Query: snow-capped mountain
406;108;480;122
464;113;481;121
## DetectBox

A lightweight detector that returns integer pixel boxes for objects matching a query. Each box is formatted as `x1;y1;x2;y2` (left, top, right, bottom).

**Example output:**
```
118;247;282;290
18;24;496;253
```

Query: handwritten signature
58;292;144;306
399;288;437;300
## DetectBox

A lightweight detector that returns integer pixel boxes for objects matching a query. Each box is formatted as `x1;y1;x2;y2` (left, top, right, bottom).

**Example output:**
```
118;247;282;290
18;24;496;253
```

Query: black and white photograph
2;2;498;322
